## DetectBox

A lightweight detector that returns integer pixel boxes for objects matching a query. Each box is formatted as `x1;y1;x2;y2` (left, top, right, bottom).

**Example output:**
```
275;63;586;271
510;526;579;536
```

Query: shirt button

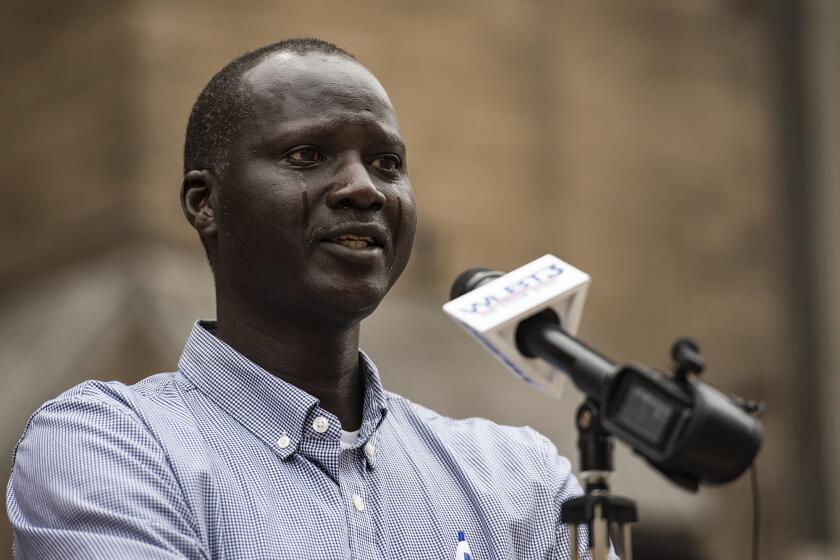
352;493;365;512
312;416;329;434
276;435;291;449
364;442;376;459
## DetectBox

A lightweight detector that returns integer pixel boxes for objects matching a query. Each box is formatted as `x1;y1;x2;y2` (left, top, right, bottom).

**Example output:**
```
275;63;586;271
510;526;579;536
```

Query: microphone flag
443;254;590;400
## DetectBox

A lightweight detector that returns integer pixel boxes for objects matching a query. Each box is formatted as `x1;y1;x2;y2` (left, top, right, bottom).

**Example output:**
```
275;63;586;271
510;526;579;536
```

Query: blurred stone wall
0;1;825;559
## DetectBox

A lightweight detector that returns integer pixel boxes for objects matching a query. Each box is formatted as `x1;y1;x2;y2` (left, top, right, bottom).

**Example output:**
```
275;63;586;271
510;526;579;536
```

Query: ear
181;170;219;240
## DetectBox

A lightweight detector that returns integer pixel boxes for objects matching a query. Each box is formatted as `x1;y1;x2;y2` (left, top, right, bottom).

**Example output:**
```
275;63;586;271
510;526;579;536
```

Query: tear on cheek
301;190;310;229
297;172;309;229
394;197;403;250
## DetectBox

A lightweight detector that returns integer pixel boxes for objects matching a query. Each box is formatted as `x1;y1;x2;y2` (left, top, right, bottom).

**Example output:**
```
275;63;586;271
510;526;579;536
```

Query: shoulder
8;373;203;511
7;376;207;556
8;376;193;510
383;391;571;477
34;372;188;408
11;373;195;466
49;372;191;415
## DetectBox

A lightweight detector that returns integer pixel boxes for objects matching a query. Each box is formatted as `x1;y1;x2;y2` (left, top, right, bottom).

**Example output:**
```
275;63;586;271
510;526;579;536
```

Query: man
7;38;592;559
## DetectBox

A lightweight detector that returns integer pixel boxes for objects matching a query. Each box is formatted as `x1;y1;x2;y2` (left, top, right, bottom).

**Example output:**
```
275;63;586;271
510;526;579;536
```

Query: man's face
213;53;417;324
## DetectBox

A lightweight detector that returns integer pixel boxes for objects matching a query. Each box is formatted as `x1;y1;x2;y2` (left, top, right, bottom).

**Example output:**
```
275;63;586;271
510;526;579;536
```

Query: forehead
239;52;399;134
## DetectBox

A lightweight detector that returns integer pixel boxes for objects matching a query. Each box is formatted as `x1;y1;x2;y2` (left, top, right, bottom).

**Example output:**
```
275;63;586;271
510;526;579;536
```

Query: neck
214;301;365;431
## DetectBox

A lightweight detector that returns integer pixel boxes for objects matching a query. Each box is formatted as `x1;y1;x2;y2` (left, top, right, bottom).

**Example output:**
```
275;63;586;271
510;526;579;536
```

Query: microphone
444;255;763;490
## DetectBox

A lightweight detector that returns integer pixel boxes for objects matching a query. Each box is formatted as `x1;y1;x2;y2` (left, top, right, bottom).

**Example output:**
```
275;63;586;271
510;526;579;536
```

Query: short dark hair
183;38;355;180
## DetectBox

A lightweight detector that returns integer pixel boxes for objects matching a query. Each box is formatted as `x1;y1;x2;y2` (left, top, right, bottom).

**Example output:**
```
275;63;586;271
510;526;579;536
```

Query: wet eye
286;146;323;165
370;155;402;172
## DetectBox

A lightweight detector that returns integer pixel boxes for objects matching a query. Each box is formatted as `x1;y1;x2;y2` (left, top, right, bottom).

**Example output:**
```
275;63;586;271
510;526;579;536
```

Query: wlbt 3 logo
459;263;564;315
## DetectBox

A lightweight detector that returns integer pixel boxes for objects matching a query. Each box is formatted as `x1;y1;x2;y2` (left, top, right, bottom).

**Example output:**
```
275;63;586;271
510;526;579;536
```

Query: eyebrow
259;115;406;152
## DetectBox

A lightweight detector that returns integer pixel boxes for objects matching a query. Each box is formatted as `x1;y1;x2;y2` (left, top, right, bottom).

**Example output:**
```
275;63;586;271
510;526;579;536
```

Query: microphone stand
562;399;637;560
516;314;637;558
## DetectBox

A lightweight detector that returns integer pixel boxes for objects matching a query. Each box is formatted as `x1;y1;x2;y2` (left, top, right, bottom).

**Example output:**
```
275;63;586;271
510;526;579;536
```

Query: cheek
393;190;417;261
399;189;417;233
217;178;305;252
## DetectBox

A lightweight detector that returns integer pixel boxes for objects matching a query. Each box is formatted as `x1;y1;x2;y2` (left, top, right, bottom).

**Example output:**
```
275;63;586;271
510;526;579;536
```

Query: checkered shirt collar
178;321;388;465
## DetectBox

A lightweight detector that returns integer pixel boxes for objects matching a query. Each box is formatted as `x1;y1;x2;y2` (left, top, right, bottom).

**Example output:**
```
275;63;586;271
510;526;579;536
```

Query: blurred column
775;0;829;545
777;0;840;556
807;0;840;553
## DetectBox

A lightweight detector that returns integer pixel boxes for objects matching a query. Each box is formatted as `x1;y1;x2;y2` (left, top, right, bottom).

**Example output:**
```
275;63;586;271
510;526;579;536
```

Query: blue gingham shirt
7;321;595;559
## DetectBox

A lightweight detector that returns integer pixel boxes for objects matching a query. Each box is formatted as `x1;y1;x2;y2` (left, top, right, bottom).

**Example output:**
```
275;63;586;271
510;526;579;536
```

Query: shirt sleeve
6;394;207;560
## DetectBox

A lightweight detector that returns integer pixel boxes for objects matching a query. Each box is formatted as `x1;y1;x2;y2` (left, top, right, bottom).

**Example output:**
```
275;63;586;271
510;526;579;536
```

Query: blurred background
1;1;838;558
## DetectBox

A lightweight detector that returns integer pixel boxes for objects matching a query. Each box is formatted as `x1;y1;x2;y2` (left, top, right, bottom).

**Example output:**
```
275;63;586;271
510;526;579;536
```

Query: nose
326;156;386;212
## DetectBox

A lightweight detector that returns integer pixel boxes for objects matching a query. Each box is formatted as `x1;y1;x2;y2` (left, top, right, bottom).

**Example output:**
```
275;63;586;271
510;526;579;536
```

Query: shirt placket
338;444;379;560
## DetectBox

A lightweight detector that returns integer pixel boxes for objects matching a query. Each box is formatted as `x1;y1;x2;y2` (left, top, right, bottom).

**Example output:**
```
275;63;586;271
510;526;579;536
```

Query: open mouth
328;233;377;250
317;223;388;260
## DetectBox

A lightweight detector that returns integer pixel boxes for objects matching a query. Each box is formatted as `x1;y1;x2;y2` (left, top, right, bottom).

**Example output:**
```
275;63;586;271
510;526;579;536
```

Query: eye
285;146;323;165
370;155;402;172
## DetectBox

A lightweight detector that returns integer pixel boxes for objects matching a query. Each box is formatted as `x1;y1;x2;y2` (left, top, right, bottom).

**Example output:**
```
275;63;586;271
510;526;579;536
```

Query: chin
301;279;389;325
329;289;385;321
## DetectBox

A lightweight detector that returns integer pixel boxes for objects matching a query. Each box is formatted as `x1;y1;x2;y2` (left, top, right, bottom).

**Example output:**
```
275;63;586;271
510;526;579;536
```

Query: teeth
336;234;373;242
331;233;374;249
338;239;370;249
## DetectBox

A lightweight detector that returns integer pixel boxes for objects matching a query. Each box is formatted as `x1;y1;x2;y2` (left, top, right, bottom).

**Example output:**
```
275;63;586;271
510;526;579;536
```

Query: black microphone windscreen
449;268;505;301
